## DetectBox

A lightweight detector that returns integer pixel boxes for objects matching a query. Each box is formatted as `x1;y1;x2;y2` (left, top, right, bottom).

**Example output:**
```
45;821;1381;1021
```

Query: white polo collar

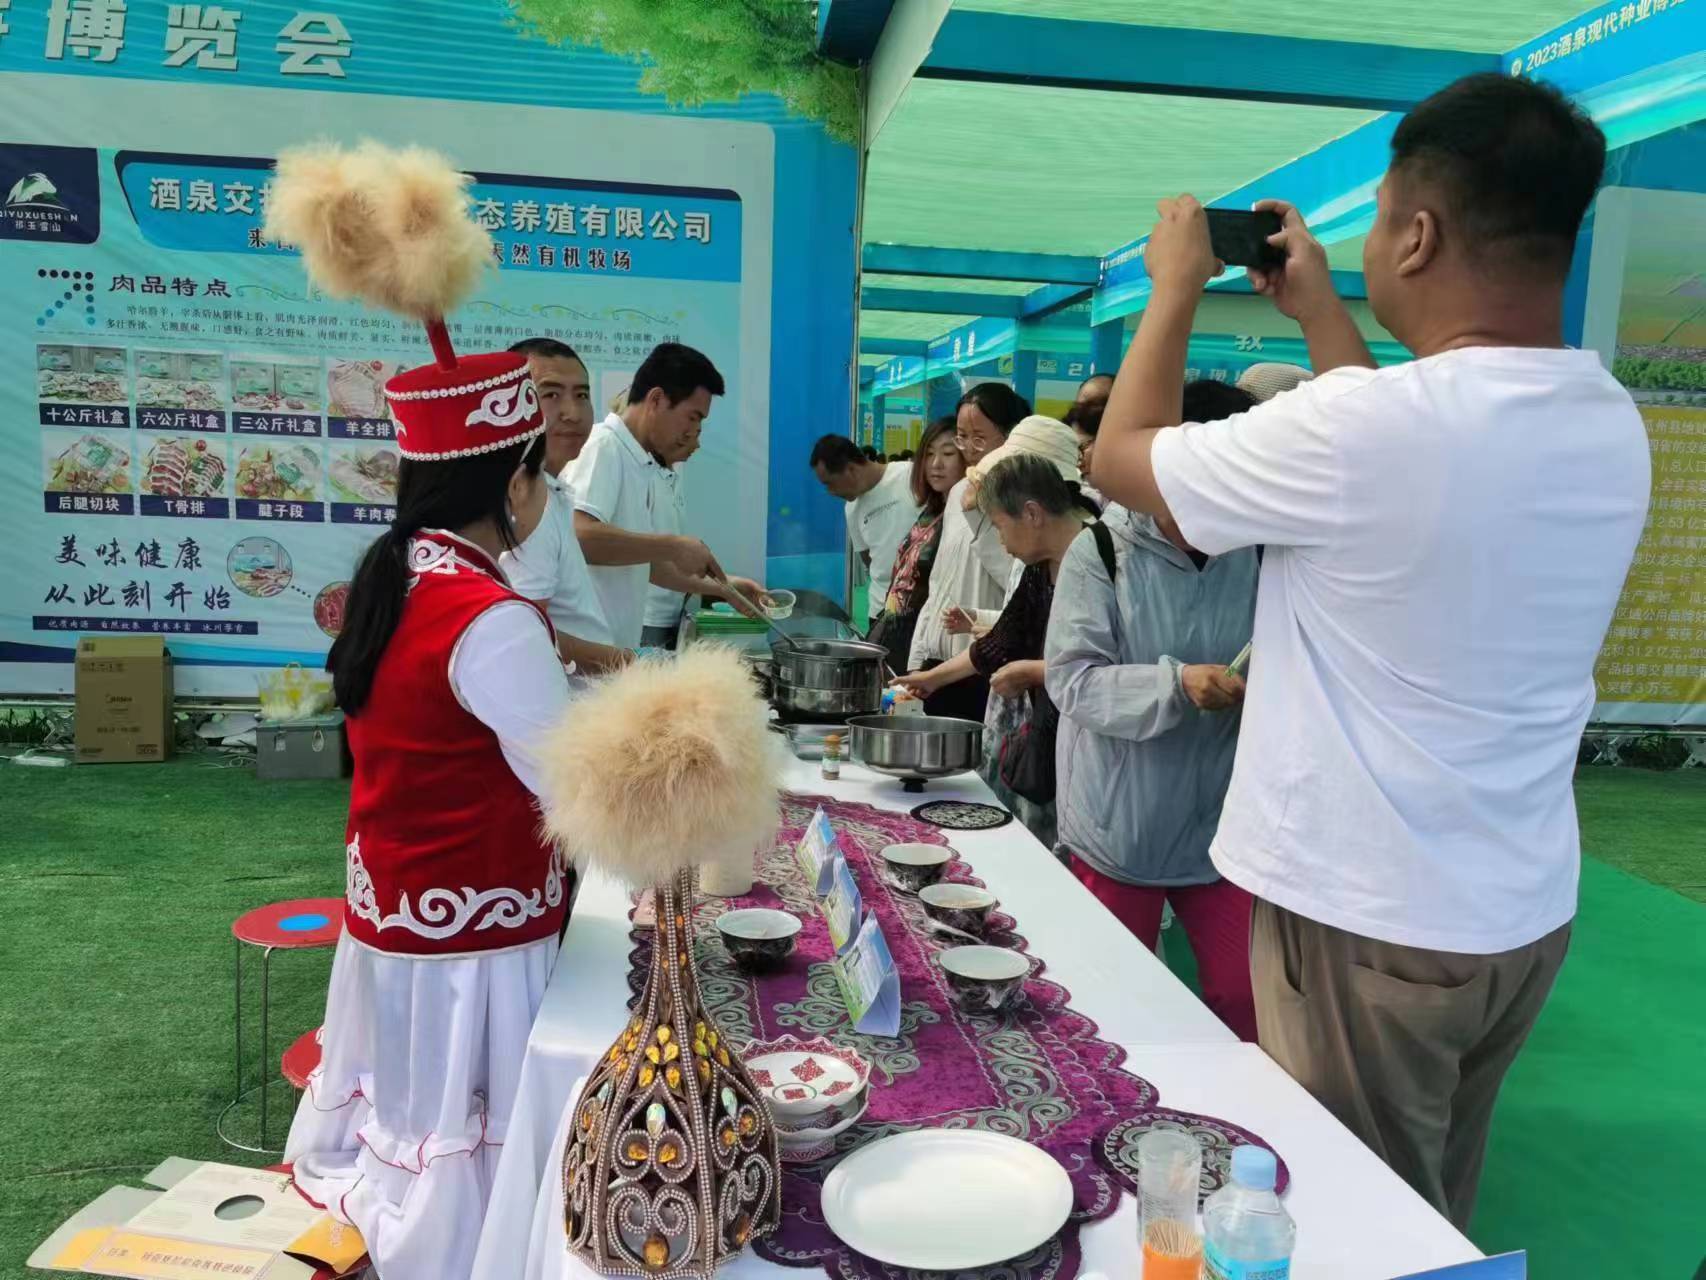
602;412;658;472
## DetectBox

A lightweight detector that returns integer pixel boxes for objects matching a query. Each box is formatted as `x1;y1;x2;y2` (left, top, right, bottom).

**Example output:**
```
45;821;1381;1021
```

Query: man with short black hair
640;412;703;651
567;343;762;648
498;338;628;676
1072;372;1114;420
1095;74;1649;1226
811;435;921;626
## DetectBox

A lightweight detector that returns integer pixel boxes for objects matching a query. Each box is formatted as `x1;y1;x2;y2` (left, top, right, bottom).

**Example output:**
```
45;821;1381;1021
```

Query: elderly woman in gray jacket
1043;381;1261;1040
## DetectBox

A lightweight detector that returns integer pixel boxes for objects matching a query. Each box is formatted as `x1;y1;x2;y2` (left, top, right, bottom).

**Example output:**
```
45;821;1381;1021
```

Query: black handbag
996;523;1118;806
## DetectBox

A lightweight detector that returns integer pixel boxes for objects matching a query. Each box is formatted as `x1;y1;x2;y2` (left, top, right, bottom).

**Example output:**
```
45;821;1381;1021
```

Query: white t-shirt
847;462;922;622
565;413;659;649
1151;346;1649;954
906;476;1014;668
499;473;615;649
644;464;689;629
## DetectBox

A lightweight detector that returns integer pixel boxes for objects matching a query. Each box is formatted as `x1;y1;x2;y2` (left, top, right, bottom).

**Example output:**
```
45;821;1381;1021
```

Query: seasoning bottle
821;733;842;780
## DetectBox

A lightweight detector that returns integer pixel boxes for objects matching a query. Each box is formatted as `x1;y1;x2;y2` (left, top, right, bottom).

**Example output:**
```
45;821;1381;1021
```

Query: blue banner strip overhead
861;287;1024;317
861;243;1102;286
1094;1;1706;328
926;316;1017;373
1094;116;1397;324
918;11;1499;113
1508;0;1704;95
0;0;858;693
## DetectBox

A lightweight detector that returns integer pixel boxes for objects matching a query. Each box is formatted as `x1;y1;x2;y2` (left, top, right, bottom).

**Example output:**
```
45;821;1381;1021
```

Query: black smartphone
1205;208;1284;270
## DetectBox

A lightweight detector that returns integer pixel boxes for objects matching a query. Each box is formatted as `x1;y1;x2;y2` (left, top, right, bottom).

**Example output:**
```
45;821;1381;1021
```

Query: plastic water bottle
1203;1146;1295;1280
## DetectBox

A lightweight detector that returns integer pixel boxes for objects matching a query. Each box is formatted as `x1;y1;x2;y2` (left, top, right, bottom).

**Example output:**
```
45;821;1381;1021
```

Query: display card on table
821;852;862;955
831;914;900;1036
794;807;838;895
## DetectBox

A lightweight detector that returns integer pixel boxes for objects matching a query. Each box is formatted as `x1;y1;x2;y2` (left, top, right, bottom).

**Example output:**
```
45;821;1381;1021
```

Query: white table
472;759;1476;1279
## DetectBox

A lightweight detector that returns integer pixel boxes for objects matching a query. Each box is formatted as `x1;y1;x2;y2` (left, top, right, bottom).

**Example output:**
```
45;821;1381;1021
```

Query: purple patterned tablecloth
626;794;1259;1280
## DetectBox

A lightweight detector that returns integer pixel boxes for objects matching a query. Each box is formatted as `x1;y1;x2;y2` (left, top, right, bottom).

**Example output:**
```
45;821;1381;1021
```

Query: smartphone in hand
1206;209;1284;270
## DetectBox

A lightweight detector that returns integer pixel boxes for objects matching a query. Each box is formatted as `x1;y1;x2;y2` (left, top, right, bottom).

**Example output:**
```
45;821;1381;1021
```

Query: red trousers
1068;856;1258;1042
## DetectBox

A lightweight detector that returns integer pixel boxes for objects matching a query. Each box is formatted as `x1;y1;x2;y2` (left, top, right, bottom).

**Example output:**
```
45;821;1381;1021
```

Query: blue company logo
0;144;100;244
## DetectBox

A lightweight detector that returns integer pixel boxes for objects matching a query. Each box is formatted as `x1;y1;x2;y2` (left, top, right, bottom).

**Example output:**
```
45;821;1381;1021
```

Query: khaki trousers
1251;898;1570;1231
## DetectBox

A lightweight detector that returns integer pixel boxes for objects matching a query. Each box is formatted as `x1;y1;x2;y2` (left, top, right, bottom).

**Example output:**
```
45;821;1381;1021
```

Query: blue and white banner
0;1;857;695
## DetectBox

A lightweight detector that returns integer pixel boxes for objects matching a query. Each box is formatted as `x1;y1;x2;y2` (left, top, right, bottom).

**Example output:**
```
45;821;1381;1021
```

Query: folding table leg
233;937;244;1101
259;946;273;1149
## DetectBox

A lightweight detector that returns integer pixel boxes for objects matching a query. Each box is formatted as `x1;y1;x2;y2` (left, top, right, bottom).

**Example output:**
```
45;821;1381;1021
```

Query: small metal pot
772;679;882;721
770;638;889;691
769;638;886;722
846;715;984;790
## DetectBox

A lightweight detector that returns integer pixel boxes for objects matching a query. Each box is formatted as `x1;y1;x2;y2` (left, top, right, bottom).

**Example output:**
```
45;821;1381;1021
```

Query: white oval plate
820;1130;1073;1270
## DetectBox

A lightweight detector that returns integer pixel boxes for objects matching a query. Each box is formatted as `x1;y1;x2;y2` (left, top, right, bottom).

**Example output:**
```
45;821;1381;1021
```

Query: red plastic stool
283;1027;324;1090
219;898;343;1155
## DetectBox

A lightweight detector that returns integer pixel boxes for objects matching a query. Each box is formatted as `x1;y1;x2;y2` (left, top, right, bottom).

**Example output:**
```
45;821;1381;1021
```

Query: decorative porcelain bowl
741;1036;872;1127
880;842;954;894
777;1090;870;1163
714;908;802;972
918;882;998;937
937;944;1030;1014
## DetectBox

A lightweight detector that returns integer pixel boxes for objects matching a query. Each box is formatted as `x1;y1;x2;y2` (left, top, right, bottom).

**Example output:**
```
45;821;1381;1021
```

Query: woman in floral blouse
866;417;964;670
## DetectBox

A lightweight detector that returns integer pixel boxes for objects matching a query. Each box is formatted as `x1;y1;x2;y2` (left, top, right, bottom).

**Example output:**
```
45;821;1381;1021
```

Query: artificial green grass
0;756;346;1275
1476;768;1706;1278
0;759;1701;1276
1573;766;1706;904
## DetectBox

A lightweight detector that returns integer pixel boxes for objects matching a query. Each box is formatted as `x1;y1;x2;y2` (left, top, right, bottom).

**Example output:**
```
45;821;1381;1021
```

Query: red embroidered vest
342;531;565;956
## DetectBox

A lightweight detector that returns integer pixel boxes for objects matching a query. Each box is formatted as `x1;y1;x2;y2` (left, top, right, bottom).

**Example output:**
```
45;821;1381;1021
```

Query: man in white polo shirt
809;435;922;627
498;338;631;676
567;343;762;649
640;413;701;650
1094;74;1649;1228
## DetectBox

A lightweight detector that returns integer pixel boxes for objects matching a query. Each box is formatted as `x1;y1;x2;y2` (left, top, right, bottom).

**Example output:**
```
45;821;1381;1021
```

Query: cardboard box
255;713;346;781
74;636;173;764
30;1158;366;1279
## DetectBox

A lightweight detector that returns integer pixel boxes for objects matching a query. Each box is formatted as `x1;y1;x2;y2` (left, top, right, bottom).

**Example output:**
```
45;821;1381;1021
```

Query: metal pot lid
773;638;889;661
846;715;985;734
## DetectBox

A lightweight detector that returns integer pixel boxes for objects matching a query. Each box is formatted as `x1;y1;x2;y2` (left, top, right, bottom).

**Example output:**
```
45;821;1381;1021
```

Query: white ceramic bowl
741;1035;872;1125
918;883;998;935
714;908;802;970
879;842;954;892
937;944;1030;1013
777;1090;870;1163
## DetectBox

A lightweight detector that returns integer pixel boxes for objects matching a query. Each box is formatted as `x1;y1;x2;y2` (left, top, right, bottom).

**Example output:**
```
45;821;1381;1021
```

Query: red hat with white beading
262;141;543;461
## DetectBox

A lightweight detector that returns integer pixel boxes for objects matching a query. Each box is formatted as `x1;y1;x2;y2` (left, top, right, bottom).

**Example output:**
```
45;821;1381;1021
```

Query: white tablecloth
471;759;1476;1279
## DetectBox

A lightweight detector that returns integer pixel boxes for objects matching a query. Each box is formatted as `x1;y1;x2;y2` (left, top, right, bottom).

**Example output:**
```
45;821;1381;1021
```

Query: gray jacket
1044;506;1258;886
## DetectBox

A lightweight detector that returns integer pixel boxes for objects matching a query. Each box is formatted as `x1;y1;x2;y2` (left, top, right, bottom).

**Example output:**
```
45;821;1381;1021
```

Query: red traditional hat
384;348;542;461
263;141;544;463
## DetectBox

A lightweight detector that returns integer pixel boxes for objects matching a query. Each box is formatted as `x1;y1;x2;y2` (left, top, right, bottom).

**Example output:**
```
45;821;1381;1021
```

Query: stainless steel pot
770;638;889;690
769;638;886;722
772;676;882;721
846;715;984;791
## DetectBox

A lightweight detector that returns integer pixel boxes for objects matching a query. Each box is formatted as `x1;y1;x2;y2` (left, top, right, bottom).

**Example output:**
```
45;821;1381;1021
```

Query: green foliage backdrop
510;0;860;141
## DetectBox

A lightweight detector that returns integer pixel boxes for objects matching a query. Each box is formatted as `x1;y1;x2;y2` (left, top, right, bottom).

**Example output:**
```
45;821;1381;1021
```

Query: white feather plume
539;647;783;889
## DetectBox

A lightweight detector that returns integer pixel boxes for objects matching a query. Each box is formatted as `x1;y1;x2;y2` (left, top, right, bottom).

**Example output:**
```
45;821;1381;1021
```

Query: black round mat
909;799;1013;831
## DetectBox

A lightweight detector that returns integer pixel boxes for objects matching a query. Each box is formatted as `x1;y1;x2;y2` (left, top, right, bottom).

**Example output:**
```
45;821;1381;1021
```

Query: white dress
906;477;1014;669
286;601;571;1280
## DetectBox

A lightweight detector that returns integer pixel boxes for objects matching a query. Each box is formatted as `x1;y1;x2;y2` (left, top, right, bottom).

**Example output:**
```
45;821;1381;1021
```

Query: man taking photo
1095;73;1650;1229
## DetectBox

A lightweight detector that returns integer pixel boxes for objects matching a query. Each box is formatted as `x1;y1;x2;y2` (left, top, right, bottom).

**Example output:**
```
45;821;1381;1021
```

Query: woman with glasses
865;417;966;671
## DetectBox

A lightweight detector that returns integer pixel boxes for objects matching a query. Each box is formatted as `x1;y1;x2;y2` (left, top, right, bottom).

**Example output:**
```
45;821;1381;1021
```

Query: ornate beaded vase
563;867;781;1277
